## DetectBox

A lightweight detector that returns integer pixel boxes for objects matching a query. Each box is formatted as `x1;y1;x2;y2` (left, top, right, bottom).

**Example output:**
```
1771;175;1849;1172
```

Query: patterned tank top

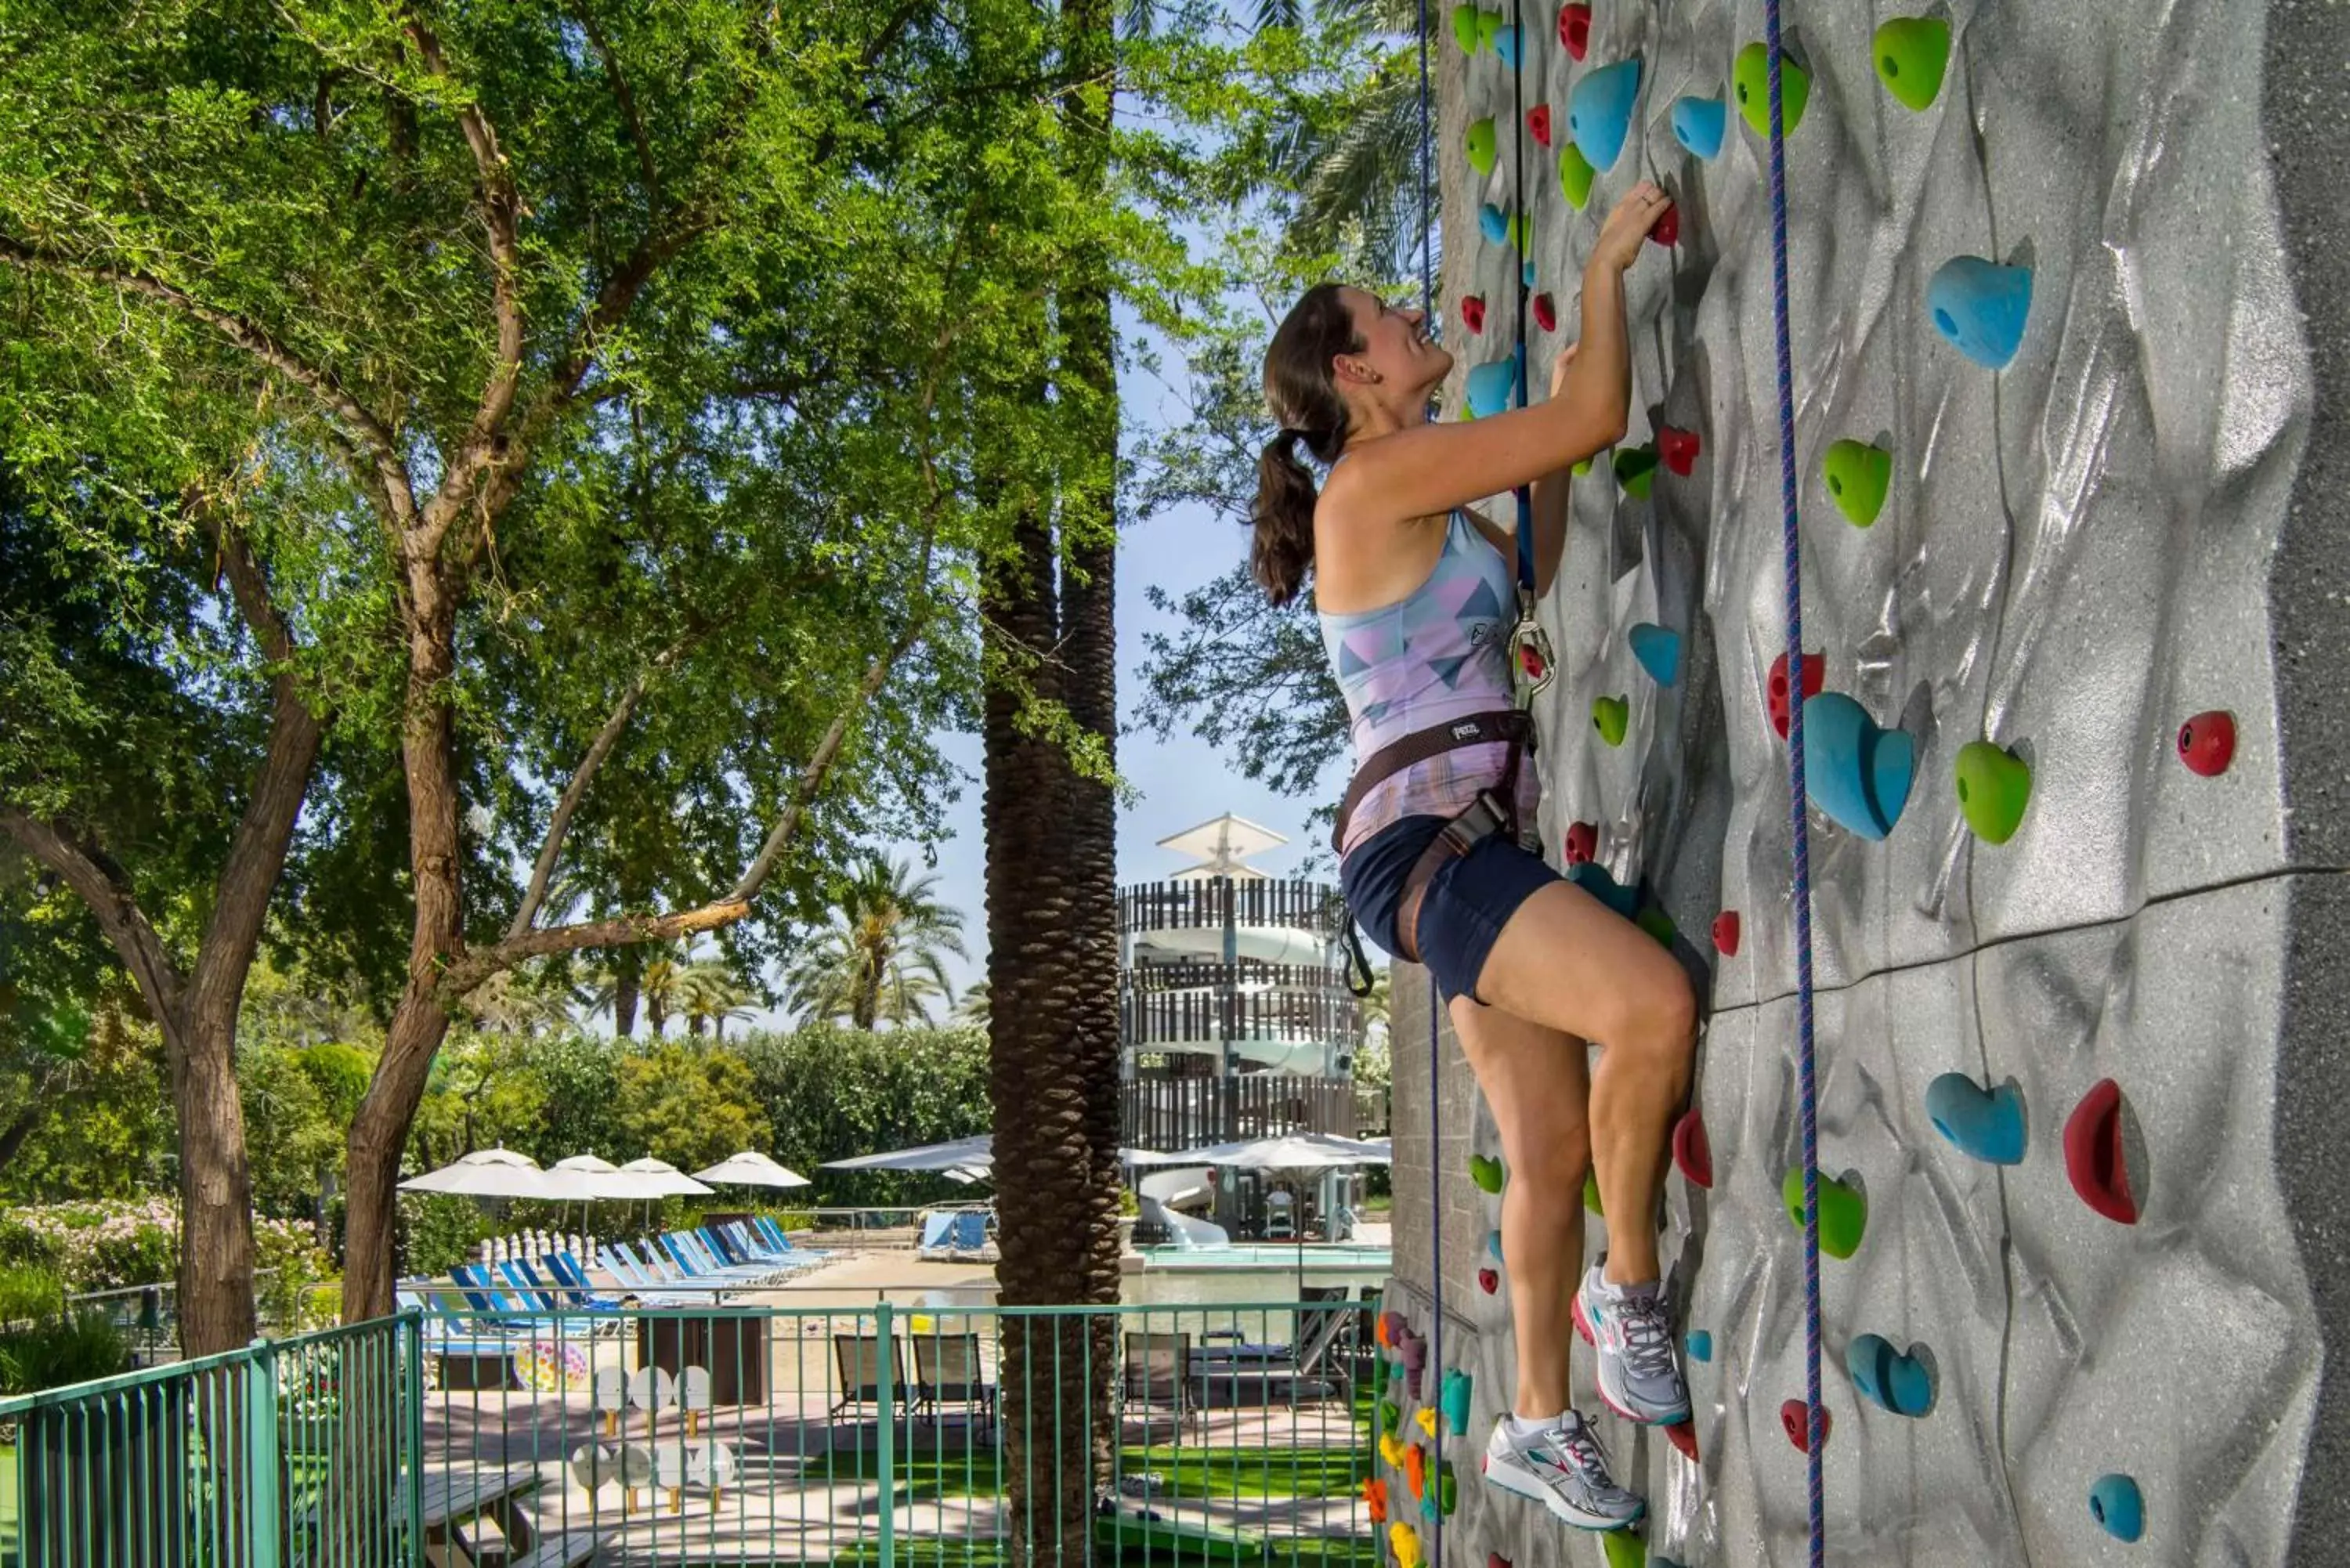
1318;510;1542;858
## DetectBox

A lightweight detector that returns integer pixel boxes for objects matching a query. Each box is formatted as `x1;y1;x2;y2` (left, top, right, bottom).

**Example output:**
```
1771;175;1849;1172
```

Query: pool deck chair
830;1334;913;1419
913;1212;956;1259
1119;1330;1196;1436
912;1332;997;1435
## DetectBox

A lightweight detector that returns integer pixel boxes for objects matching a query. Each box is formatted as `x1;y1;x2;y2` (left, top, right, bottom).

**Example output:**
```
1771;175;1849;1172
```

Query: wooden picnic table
400;1462;598;1568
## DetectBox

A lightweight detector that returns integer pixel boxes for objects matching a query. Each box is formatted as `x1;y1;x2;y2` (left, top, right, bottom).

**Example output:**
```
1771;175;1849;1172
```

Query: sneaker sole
1483;1454;1645;1533
1572;1290;1694;1429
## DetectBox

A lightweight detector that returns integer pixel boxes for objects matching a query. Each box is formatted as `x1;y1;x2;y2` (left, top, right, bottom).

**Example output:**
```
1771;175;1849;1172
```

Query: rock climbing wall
1378;1;2349;1565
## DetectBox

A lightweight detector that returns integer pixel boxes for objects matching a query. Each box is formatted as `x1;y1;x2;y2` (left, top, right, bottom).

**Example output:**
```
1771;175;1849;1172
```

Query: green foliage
614;1043;770;1176
523;1035;627;1162
783;855;970;1029
0;1312;132;1396
0;1263;63;1326
398;1195;494;1283
737;1023;990;1205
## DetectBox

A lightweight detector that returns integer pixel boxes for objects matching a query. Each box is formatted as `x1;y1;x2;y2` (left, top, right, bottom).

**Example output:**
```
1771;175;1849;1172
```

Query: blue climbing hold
1465;349;1524;419
1671;95;1726;159
1629;623;1681;687
1685;1330;1712;1364
2089;1474;2144;1543
1846;1333;1936;1417
1492;23;1520;68
1568;59;1643;173
1523;257;1536;290
1486;1230;1502;1262
1925;1074;2026;1166
1801;692;1914;840
1478;204;1510;245
1565;861;1638;918
1928;256;2034;370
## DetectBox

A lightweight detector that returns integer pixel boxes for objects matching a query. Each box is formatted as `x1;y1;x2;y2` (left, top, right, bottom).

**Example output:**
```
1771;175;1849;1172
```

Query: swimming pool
1127;1243;1392;1272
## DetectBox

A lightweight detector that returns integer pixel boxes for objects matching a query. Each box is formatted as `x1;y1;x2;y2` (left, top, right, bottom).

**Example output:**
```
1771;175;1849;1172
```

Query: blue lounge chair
501;1258;625;1328
574;1248;703;1308
914;1212;956;1259
947;1212;989;1253
667;1230;774;1285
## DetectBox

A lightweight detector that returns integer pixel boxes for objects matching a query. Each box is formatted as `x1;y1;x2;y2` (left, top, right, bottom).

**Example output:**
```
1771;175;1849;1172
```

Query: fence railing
1118;880;1352;943
1;1299;1381;1568
0;1313;421;1568
1121;1076;1358;1153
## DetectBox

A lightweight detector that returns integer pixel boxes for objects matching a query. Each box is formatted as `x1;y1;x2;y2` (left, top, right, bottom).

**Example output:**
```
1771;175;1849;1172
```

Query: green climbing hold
1572;455;1595;477
1602;1532;1647;1568
1782;1167;1867;1259
1822;439;1893;527
1592;695;1629;747
1635;906;1676;948
1583;1169;1603;1215
1379;1399;1401;1433
1734;42;1810;141
1470;1153;1505;1194
1466;118;1498;178
1874;16;1951;111
1450;4;1479;50
1557;140;1596;211
1434;1464;1458;1516
1954;741;2032;844
1613;444;1658;499
1476;9;1503;51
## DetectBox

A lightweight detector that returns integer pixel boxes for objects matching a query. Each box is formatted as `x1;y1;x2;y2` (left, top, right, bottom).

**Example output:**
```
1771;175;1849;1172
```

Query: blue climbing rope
1760;2;1829;1562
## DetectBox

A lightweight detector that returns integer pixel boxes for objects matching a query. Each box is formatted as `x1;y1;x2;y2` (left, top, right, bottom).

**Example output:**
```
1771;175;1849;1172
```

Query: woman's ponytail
1252;430;1320;606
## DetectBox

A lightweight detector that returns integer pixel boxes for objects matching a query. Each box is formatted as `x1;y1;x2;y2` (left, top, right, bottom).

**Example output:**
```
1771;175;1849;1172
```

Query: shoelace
1536;1418;1617;1487
1617;1295;1679;1382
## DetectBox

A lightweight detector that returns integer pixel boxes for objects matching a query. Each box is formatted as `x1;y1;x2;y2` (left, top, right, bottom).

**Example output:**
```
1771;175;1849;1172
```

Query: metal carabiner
1506;616;1555;702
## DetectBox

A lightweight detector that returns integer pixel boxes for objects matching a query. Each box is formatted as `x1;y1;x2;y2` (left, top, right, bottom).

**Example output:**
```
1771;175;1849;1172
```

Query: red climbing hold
1488;1554;1510;1568
1712;910;1740;956
1650;202;1680;248
1563;821;1598;865
1477;1266;1499;1295
1768;649;1825;740
1781;1399;1829;1452
1672;1107;1713;1189
1658;425;1701;475
1534;293;1557;333
1664;1422;1699;1461
2178;710;2236;777
1460;295;1486;335
2063;1078;2140;1225
1527;104;1553;147
1557;2;1590;59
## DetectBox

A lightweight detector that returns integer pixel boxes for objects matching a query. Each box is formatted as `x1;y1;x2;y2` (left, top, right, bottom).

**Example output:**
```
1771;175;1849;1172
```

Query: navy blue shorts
1340;813;1564;1004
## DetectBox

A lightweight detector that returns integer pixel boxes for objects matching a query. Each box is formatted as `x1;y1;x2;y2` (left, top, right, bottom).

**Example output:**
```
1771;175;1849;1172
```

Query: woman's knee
1504;1114;1593;1193
1603;956;1697;1072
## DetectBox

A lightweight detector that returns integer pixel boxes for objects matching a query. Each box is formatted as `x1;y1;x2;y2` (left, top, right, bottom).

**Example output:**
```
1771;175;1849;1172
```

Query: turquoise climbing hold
2090;1474;2144;1543
1925;1073;2027;1165
1466;118;1498;178
1846;1333;1936;1416
1671;95;1726;159
1492;23;1520;67
1801;692;1914;840
1823;438;1893;527
1955;740;2032;844
1441;1367;1472;1436
1568;59;1643;173
1478;203;1510;245
1629;623;1681;687
1565;861;1638;918
1465;350;1522;419
1734;42;1810;139
1558;140;1596;209
1523;256;1535;290
1929;256;2034;369
1486;1229;1502;1261
1686;1330;1713;1363
1875;16;1951;111
1592;693;1629;746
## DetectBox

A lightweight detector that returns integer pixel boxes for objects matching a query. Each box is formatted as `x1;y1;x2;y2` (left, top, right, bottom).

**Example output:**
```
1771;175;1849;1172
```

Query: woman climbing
1251;180;1695;1533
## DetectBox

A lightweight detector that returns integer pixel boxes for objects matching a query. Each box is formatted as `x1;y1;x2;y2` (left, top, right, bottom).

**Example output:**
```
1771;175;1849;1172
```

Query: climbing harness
1757;0;1829;1557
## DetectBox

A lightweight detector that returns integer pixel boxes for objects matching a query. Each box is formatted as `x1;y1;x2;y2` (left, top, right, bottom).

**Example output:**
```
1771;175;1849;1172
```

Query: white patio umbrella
548;1154;655;1199
820;1134;994;1174
619;1157;716;1197
398;1147;559;1200
692;1151;812;1189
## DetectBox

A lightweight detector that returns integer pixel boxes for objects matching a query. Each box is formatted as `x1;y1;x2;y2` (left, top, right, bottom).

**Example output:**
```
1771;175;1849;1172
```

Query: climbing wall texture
1381;0;2348;1564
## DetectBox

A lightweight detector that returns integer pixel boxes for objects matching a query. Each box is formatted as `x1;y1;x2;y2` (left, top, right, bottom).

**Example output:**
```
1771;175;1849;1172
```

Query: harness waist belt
1330;709;1533;854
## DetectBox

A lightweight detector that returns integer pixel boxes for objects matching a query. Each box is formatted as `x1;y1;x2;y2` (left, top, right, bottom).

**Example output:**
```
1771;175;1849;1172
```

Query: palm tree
639;957;680;1037
951;979;991;1028
677;962;757;1040
784;855;968;1030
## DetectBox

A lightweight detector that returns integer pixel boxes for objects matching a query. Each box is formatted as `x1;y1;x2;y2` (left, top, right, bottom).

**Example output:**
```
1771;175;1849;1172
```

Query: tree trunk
613;948;641;1038
1058;0;1125;1504
168;1006;260;1353
342;582;467;1325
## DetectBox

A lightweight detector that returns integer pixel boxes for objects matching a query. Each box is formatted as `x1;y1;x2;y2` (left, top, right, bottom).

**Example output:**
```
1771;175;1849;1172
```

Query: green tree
785;856;968;1030
615;1043;769;1175
737;1024;990;1206
677;962;757;1040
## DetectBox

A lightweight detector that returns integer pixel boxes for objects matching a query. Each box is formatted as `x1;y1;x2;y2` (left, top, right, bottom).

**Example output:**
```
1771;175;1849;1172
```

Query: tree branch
196;492;298;666
503;638;688;942
0;233;414;523
0;809;185;1027
573;4;660;208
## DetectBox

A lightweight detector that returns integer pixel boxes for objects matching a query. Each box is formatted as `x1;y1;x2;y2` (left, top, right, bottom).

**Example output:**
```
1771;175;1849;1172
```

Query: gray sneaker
1480;1412;1645;1531
1572;1260;1691;1425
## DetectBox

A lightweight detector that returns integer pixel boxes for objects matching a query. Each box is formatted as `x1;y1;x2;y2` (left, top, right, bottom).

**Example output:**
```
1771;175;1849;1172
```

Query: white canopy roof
399;1147;556;1199
692;1151;812;1189
1128;1133;1391;1171
618;1156;716;1197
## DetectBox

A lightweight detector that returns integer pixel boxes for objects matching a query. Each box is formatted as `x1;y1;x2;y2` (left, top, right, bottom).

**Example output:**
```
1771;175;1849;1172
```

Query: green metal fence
2;1299;1380;1568
1;1314;421;1568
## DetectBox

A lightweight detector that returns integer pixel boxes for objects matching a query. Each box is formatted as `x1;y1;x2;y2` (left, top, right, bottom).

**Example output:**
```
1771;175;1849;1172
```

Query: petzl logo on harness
1451;721;1483;740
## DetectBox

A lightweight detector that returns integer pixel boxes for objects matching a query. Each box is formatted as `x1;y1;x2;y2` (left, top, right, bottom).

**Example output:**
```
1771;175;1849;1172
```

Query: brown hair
1252;283;1361;606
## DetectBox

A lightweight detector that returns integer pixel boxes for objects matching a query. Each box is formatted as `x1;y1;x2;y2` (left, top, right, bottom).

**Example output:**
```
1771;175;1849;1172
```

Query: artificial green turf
813;1445;1366;1503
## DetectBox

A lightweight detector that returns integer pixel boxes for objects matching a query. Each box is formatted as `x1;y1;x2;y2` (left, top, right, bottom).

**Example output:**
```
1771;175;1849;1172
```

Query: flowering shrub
0;1199;331;1302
